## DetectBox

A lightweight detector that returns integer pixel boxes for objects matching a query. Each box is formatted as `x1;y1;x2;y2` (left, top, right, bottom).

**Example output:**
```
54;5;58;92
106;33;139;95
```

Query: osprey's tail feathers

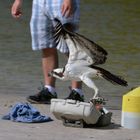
90;65;128;87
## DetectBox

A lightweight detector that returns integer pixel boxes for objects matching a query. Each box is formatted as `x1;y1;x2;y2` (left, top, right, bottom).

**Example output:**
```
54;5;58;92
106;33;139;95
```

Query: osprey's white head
48;68;65;79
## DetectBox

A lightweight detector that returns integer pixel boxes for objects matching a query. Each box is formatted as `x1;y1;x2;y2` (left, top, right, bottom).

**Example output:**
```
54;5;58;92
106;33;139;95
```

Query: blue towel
2;102;52;123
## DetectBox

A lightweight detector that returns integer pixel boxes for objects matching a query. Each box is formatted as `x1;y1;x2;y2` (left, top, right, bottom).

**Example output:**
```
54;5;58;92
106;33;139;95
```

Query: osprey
49;18;128;99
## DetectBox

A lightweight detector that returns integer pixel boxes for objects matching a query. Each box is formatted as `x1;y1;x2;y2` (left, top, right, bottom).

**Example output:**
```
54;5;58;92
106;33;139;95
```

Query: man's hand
11;0;23;18
61;0;73;17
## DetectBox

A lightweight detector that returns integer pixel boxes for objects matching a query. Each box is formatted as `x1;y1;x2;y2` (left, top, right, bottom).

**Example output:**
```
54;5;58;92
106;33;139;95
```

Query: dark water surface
0;0;139;109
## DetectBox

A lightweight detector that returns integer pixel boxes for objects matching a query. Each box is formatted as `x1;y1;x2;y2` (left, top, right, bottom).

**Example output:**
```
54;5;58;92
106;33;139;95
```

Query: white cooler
50;99;112;127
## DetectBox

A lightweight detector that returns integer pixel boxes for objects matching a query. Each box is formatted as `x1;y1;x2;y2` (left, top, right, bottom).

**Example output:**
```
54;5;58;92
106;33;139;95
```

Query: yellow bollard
121;87;140;129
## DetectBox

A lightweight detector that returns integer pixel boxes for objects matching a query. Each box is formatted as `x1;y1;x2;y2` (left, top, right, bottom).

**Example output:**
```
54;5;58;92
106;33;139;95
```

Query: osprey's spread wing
51;19;128;100
53;18;108;65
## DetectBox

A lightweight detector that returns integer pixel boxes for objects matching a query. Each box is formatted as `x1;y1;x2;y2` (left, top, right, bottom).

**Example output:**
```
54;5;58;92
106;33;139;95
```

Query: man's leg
27;48;58;104
71;81;82;89
42;48;58;87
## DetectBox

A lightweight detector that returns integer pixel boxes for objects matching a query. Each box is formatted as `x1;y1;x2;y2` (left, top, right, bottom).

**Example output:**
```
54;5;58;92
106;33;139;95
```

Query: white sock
72;88;84;96
45;85;56;95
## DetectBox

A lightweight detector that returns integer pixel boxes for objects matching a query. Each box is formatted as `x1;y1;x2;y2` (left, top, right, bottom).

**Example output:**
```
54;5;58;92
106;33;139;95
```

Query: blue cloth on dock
2;102;52;123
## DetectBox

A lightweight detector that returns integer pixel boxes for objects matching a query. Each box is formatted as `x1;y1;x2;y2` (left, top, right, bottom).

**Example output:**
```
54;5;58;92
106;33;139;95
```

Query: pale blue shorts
30;0;80;53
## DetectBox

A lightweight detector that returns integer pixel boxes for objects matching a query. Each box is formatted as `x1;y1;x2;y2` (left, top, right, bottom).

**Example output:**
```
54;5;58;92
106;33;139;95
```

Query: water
0;0;139;109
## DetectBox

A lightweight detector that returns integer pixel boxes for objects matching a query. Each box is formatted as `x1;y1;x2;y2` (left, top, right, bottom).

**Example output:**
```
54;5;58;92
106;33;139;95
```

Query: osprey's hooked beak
48;71;53;77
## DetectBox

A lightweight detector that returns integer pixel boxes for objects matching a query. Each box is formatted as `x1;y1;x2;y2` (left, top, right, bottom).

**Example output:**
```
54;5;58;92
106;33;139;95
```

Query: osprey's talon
90;97;106;105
